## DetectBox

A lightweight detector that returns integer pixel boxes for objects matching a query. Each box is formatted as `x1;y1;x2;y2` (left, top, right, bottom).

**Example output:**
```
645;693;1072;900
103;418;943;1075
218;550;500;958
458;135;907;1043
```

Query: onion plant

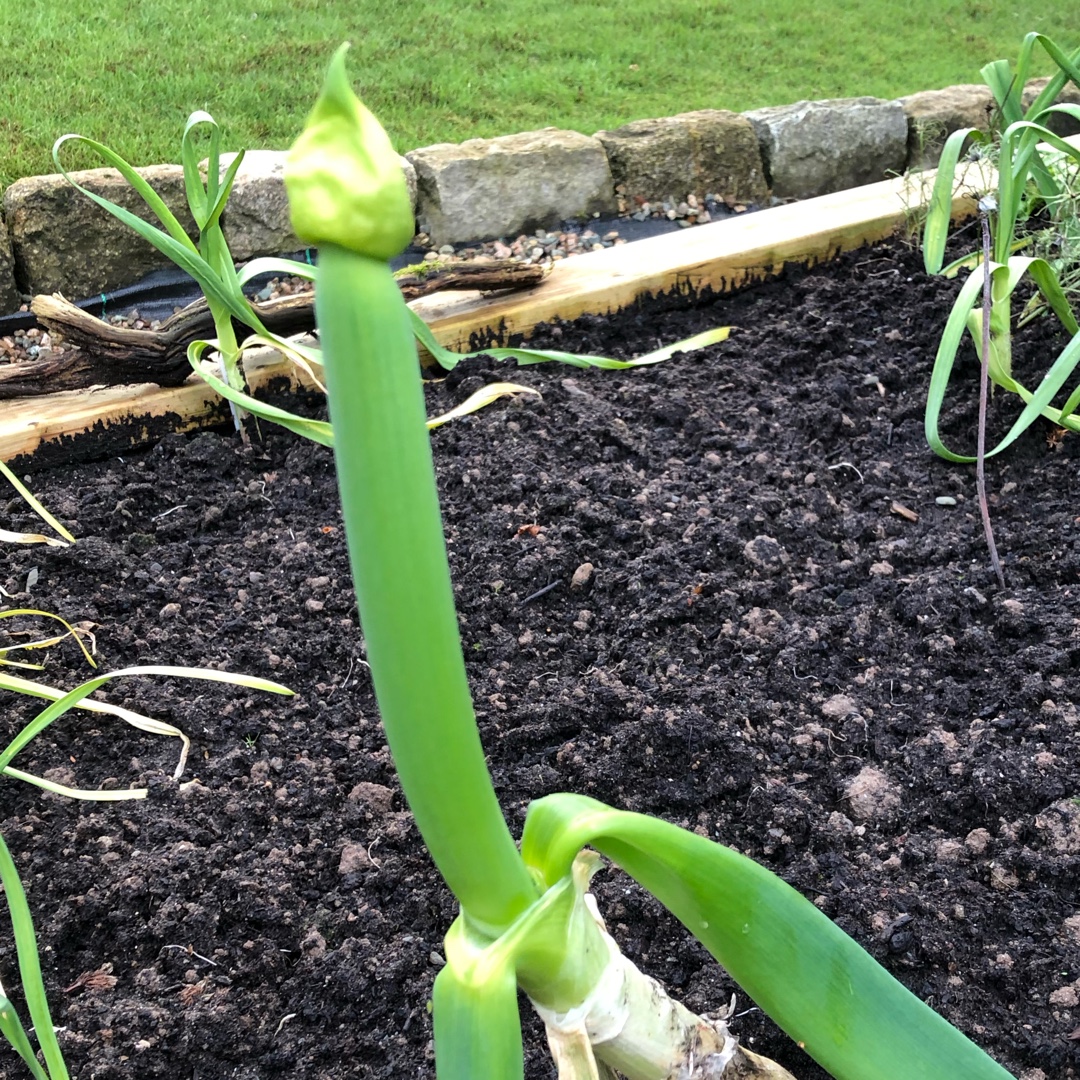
922;33;1080;462
286;44;1018;1080
54;114;321;435
0;621;292;1078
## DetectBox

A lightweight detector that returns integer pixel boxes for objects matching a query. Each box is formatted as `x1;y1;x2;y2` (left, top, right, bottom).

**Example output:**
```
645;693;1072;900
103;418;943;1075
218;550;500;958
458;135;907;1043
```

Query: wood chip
890;501;919;523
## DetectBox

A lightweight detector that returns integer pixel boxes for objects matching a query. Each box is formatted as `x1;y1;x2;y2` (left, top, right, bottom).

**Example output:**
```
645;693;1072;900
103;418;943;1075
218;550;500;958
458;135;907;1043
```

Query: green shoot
922;34;1080;465
57;111;728;447
286;44;1017;1079
54;116;317;434
0;640;293;1077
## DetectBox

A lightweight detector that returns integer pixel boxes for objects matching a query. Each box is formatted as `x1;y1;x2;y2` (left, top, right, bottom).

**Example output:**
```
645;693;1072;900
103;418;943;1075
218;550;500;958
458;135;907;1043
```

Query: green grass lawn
2;0;1079;187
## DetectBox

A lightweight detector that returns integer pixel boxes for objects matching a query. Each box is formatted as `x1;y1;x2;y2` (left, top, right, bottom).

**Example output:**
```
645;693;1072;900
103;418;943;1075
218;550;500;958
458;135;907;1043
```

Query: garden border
2;78;1077;308
0;157;992;466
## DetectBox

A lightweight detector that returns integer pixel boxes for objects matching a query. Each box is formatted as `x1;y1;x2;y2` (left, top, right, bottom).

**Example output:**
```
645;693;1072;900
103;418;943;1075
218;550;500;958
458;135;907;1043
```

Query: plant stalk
978;210;1007;589
533;896;797;1080
313;243;537;934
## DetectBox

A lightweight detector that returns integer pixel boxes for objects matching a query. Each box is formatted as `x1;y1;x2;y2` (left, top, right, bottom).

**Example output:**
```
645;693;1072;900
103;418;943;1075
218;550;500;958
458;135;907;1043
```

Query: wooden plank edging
0;165;984;465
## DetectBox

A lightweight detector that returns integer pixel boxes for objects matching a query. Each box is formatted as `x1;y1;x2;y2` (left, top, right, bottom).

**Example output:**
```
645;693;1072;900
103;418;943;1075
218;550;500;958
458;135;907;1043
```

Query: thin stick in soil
977;205;1006;591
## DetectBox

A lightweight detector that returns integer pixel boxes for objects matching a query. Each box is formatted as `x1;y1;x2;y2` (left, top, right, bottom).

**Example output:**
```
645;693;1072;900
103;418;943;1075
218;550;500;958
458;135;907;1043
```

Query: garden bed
1;233;1079;1080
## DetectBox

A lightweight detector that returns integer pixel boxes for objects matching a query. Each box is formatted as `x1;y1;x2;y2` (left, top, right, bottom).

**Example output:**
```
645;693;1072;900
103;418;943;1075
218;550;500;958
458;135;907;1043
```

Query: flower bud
285;43;413;261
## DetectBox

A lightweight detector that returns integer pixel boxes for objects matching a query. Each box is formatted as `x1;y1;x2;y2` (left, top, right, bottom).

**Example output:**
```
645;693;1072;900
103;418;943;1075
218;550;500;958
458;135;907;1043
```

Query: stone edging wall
1;78;1078;312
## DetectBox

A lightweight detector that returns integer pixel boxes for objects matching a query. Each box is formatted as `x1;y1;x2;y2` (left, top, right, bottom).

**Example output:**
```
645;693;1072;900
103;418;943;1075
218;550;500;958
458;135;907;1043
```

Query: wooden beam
409;169;979;352
0;165;985;465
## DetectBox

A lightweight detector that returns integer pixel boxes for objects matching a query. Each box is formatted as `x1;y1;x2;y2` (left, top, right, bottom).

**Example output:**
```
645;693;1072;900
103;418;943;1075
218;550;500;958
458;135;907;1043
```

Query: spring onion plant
57;114;728;448
922;33;1080;462
286;44;1018;1080
0;623;292;1078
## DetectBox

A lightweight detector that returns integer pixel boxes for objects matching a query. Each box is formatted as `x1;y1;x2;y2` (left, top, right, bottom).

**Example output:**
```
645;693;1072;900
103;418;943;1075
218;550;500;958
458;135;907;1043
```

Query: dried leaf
64;964;117;993
426;382;540;429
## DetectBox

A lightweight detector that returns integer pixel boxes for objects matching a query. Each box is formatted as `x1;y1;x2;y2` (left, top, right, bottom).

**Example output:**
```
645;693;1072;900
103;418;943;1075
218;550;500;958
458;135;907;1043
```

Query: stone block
407;128;616;246
1022;77;1080;138
215;150;418;261
3;164;197;299
745;97;908;200
594;110;767;206
899;84;993;169
0;218;21;313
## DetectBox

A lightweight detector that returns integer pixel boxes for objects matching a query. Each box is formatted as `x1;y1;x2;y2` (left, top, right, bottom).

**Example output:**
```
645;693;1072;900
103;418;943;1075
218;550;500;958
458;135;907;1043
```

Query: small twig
977;203;1007;590
521;580;561;605
161;944;219;968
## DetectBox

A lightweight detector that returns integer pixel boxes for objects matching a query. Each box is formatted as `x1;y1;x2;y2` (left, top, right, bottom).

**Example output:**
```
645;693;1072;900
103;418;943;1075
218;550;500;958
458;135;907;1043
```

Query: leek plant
286;45;1018;1080
0;619;292;1078
922;33;1080;462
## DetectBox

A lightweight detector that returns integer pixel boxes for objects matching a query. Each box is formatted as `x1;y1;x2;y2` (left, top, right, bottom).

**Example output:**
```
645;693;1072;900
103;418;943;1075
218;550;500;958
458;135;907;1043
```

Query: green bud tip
285;43;414;261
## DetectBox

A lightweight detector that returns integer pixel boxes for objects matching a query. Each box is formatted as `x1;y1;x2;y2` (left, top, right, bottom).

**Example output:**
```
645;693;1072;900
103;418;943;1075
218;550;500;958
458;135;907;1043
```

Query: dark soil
2;232;1079;1080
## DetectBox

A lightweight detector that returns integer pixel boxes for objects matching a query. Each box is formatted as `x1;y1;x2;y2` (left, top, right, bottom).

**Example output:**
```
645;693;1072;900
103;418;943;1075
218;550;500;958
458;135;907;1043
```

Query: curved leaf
426;382;540;429
926;260;1080;461
922;127;986;274
187;339;335;446
521;793;1015;1080
409;309;730;372
236;256;317;286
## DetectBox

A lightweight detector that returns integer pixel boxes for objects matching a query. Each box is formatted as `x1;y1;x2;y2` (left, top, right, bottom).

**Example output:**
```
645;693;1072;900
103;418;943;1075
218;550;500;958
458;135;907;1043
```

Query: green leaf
926;259;1080;461
0;992;51;1080
521;793;1015;1080
236;257;317;286
409;309;730;372
434;918;525;1080
187;338;335;446
922;127;986;275
0;833;69;1080
52;135;263;336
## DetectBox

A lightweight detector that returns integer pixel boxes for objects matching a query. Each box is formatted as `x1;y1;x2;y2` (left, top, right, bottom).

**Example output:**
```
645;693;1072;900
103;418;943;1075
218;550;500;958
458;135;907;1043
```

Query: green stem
315;244;537;934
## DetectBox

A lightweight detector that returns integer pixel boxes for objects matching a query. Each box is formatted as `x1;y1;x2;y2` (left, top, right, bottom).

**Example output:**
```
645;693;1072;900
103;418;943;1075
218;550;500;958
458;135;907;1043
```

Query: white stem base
531;895;797;1080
